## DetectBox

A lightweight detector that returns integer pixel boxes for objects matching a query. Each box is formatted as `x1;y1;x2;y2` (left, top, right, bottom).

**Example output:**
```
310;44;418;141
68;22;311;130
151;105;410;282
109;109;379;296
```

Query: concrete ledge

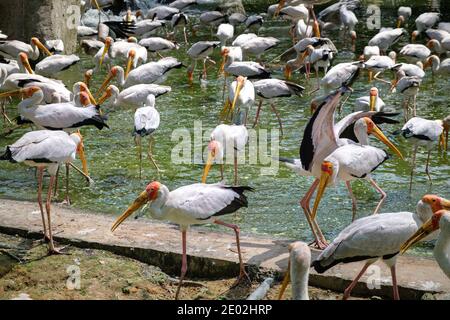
0;199;449;300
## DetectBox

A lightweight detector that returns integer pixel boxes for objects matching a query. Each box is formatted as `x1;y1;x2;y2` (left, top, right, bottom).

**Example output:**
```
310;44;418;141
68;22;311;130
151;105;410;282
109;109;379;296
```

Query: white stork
98;84;171;109
368;28;404;54
399;44;430;63
339;5;358;51
241;36;280;61
391;69;422;121
216;24;234;46
202;123;248;186
412;12;440;42
320;61;361;92
396;7;412;28
312;197;438;300
232;33;258;47
146;5;179;21
0;37;52;60
221;76;255;124
354;87;385;112
139;37;179;56
186;41;220;84
110;181;253;299
199;11;226;28
0;130;87;254
133;94;161;178
34;54;81;77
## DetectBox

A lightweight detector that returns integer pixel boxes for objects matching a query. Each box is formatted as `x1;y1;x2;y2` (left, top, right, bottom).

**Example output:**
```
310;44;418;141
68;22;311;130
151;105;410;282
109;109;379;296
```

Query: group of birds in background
0;0;449;300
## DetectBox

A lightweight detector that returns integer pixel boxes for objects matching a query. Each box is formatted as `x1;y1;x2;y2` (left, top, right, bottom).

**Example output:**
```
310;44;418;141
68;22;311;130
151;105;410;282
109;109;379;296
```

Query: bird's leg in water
373;72;391;85
63;164;71;205
215;220;250;286
175;230;187;300
402;98;409;123
53;167;59;198
183;26;188;45
343;262;372;300
1;99;13;126
369;178;386;215
46;175;64;255
270;102;284;137
409;145;418;193
202;59;207;80
252;99;263;128
390;265;400;300
425;150;432;183
148;136;163;173
300;179;328;249
135;136;142;180
346;181;357;221
412;94;417;117
234;154;238;186
37;168;49;242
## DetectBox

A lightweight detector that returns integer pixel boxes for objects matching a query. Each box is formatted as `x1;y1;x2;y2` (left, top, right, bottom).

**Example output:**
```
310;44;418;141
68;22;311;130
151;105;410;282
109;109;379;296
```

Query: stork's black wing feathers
103;20;136;39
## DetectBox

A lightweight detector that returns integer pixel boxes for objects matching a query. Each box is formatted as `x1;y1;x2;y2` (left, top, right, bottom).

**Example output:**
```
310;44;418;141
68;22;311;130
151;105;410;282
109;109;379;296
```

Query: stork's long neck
18;92;44;116
434;231;450;279
149;186;170;219
29;42;40;60
291;264;309;300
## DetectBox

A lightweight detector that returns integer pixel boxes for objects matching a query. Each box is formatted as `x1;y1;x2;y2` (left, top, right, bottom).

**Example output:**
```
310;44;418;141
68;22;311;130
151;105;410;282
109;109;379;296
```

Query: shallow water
0;1;449;257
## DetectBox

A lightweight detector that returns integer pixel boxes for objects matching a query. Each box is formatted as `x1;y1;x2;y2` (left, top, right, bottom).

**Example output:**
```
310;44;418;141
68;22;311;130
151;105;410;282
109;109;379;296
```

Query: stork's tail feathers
0;147;15;162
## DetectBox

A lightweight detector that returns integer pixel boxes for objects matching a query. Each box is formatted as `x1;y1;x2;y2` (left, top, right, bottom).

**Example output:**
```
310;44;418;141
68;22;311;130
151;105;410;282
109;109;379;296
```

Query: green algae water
0;0;449;256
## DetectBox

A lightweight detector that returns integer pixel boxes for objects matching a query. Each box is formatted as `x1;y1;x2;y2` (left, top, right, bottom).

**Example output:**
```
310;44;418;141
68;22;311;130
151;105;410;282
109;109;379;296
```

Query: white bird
241;36;280;61
0;86;108;131
219;46;243;74
229;13;247;27
171;13;189;44
412;12;440;42
401;208;450;279
397;116;449;190
363;55;395;83
0;37;52;60
98;84;171;109
339;5;358;50
134;19;165;37
300;45;334;88
312;198;438;300
320;61;361;92
424;55;450;75
0;30;7;40
224;61;270;79
397;6;412;28
279;4;309;22
97;57;182;93
221;76;255;125
278;241;311;300
199;11;226;27
216;24;234;46
392;69;422;121
186;41;220;84
426;38;450;55
34;54;80;77
94;37;147;72
169;0;197;10
202;123;249;185
252;79;305;135
245;15;264;32
232;33;258;47
146;5;179;21
390;62;425;79
110;181;253;299
81;39;104;56
368;28;404;54
0;130;87;254
354;87;385;112
45;40;64;54
77;25;98;37
399;44;430;63
133;94;161;177
438;22;450;33
362;46;380;61
139;37;179;55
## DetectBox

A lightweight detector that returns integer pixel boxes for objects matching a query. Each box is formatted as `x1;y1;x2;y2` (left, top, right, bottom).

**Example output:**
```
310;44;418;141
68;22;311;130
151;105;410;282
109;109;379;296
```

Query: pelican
396;7;412;28
396;116;449;191
97;57;182;93
0;87;108;131
0;37;52;60
401;209;450;279
412;12;440;42
312;198;438;300
186;41;220;84
252;79;305;135
202;123;248;186
216;24;234;46
0;130;87;254
133;94;161;178
98;84;171;109
368;28;404;54
110;182;253;299
278;241;311;300
424;55;450;75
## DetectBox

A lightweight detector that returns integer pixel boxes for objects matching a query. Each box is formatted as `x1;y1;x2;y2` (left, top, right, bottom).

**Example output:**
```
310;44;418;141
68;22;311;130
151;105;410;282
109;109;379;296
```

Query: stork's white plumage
279;4;308;22
412;12;440;41
139;37;179;54
169;0;196;10
424;55;450;75
241;36;279;60
0;130;86;253
186;41;220;83
224;61;270;79
392;69;422;121
199;11;225;26
232;33;258;47
216;24;234;46
146;5;179;21
203;124;249;185
222;76;255;125
391;63;425;79
245;15;264;31
134;19;165;37
320;62;360;92
0;38;52;60
339;5;358;49
229;13;247;27
312;199;437;300
399;44;430;63
98;84;171;109
35;54;80;77
396;6;411;28
368;28;404;53
354;87;385;112
111;181;253;299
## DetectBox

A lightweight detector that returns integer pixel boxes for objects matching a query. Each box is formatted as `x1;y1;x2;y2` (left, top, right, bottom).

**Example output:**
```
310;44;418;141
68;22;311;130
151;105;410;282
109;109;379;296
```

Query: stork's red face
125;49;136;79
111;181;162;232
363;118;404;160
79;92;91;106
422;195;450;213
97;67;119;97
19;52;34;74
219;48;230;74
400;209;447;254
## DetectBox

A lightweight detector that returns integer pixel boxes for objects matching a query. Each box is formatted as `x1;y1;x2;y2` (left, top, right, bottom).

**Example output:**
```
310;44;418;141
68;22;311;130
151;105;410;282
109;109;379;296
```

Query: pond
0;0;449;257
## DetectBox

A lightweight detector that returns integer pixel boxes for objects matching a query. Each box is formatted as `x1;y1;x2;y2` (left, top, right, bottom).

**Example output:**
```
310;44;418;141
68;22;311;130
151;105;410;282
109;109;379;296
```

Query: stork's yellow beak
370;125;404;160
400;219;435;254
99;40;111;68
274;0;285;17
202;151;215;183
32;38;53;57
97;88;112;105
111;191;148;232
0;88;24;98
80;83;97;105
230;77;245;116
97;70;115;98
278;259;291;300
76;132;89;176
312;163;333;220
125;51;135;79
369;94;376;111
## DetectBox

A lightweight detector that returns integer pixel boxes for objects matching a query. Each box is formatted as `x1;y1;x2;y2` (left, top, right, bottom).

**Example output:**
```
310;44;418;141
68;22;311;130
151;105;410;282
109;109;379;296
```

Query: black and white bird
368;28;404;54
98;84;171;109
186;41;220;84
111;181;253;299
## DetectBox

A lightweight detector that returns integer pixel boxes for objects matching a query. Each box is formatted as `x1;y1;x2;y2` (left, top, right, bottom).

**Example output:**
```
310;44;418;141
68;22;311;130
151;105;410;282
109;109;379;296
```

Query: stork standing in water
186;41;220;84
221;76;255;125
312;196;445;300
396;116;449;191
111;181;253;299
401;208;450;280
0;130;87;254
133;94;161;178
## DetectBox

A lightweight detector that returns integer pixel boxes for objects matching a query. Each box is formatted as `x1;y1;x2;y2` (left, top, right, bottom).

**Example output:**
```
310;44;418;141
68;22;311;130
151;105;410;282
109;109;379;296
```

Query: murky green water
0;1;449;256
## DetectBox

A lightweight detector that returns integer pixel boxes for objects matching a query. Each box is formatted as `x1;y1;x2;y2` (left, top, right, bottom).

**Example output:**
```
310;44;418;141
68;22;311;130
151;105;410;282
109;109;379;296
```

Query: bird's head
79;92;91;107
311;161;334;220
97;85;115;105
18;52;34;74
422;195;450;213
125;49;136;79
369;87;378;111
0;86;41;100
400;210;448;254
84;69;93;86
99;37;113;67
97;66;120;97
128;37;138;43
202;140;221;183
229;76;247;115
111;181;162;232
396;15;405;28
219;47;230;74
411;30;419;43
359;117;404;160
31;37;53;56
77;82;97;105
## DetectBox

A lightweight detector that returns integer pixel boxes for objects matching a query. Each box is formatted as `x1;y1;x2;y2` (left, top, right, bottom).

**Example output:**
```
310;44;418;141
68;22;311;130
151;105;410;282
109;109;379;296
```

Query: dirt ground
0;233;354;300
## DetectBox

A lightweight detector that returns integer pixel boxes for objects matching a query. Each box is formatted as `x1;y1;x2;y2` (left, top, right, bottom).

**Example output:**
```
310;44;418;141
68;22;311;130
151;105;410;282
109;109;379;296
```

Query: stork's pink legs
46;175;62;254
343;262;371;300
391;266;400;300
252;100;263;128
369;178;386;215
346;181;357;221
215;220;250;286
37;167;48;241
175;229;187;300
